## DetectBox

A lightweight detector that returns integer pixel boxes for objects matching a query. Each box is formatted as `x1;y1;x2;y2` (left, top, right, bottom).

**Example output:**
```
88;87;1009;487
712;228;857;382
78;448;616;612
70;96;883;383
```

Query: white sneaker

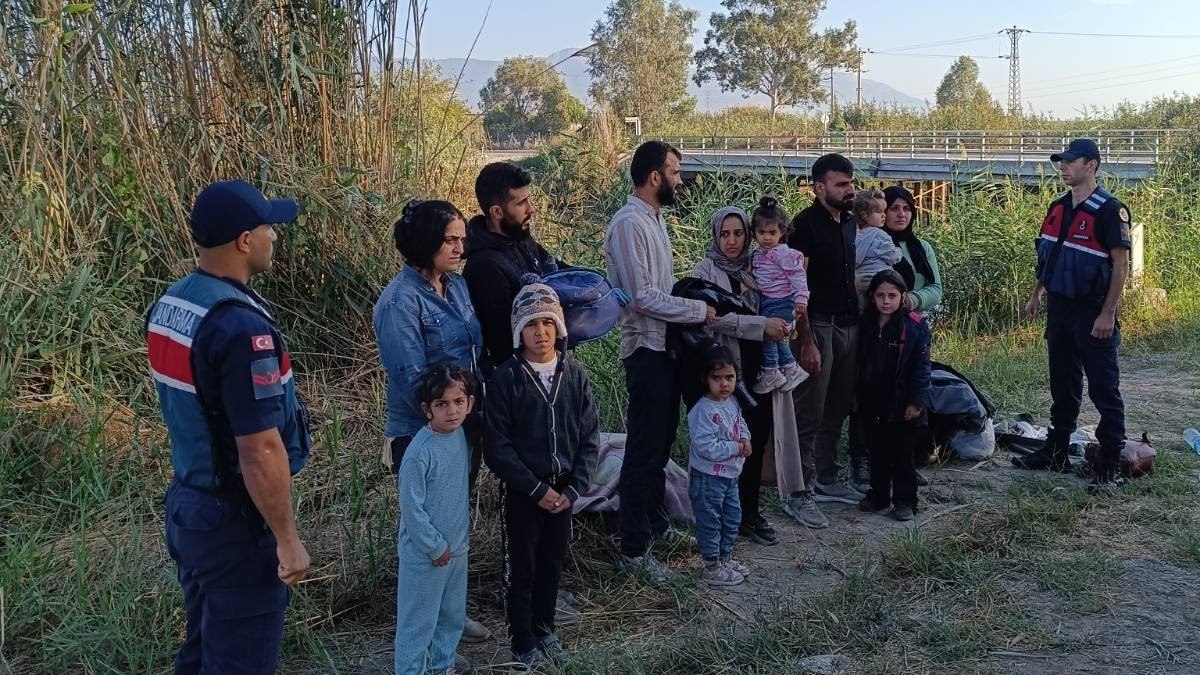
723;558;750;577
752;368;786;394
780;363;809;392
701;561;745;587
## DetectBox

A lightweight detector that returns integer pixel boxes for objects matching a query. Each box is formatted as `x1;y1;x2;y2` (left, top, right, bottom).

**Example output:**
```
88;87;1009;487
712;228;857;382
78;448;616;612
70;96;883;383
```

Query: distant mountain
430;48;926;114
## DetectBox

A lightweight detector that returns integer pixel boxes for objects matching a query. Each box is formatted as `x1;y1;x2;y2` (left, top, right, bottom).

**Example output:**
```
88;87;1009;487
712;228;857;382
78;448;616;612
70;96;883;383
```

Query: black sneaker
850;460;871;494
914;471;929;487
536;633;568;665
1011;438;1071;472
858;497;891;514
892;505;915;521
741;518;779;546
752;513;776;537
1087;470;1126;496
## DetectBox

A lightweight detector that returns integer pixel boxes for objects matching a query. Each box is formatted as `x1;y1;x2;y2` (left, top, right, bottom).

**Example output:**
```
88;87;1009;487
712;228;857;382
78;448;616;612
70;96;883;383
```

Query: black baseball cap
1050;138;1101;163
189;180;299;247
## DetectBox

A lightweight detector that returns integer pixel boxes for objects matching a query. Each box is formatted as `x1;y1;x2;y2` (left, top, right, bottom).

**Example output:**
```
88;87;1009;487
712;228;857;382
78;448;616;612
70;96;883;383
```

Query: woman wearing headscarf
883;186;943;316
687;206;811;544
882;186;944;474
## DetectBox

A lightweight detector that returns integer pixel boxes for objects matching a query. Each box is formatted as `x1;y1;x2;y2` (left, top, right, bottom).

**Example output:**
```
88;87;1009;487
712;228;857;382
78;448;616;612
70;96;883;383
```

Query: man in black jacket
463;162;559;372
786;153;864;527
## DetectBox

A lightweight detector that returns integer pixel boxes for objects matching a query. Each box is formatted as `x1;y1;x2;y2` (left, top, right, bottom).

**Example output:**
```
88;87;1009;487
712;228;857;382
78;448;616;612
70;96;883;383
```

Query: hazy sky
414;0;1200;117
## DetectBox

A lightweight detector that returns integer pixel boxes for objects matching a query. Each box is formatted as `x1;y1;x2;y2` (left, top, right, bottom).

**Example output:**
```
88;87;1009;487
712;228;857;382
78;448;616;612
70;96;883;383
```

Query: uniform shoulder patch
1118;206;1130;223
251;334;275;351
250;357;285;399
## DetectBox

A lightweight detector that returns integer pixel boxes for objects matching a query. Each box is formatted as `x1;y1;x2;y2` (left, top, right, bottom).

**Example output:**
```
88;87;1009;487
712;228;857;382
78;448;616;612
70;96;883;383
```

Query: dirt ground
316;355;1200;675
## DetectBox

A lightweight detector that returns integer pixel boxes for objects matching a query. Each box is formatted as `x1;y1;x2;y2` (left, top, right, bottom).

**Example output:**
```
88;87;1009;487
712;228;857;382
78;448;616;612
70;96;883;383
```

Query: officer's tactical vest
1036;188;1116;302
146;272;309;490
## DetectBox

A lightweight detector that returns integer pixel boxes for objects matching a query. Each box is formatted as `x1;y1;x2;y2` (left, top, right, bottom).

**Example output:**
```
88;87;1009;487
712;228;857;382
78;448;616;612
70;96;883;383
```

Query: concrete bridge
644;129;1180;184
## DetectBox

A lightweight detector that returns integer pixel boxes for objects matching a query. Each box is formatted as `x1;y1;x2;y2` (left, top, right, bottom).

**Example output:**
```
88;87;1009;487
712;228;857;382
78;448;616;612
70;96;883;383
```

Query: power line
874;33;995;53
866;50;1005;59
1027;30;1200;39
1023;55;1200;94
1025;68;1200;99
1024;52;1200;86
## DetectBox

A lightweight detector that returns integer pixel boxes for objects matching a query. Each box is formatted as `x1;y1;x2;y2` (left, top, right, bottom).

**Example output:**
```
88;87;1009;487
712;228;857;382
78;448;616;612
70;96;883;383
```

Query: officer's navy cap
190;180;299;248
1051;138;1101;163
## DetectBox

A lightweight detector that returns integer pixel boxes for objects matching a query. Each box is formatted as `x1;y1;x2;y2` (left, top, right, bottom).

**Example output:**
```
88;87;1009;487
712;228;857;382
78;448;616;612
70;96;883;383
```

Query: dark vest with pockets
1036;187;1116;303
146;272;309;490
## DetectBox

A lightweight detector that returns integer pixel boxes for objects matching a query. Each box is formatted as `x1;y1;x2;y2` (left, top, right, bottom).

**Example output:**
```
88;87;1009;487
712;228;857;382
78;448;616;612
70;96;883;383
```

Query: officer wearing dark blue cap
146;179;311;674
1015;139;1131;494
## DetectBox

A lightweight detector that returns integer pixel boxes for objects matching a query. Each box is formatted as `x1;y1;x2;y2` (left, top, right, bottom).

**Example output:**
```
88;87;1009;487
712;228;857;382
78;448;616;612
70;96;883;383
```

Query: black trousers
863;418;919;509
737;340;772;521
1045;296;1125;469
502;488;571;654
618;348;681;557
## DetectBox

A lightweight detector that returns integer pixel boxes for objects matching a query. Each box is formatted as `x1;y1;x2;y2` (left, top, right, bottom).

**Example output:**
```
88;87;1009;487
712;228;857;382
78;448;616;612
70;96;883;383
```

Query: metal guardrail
645;129;1180;163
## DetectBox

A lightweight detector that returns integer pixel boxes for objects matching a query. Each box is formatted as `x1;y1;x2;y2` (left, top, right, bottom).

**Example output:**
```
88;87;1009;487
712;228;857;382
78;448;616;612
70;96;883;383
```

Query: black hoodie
462;215;559;371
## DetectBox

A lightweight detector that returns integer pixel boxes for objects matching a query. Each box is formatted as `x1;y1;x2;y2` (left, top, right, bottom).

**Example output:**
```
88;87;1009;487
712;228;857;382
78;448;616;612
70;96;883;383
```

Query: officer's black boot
1086;446;1126;496
1011;434;1072;472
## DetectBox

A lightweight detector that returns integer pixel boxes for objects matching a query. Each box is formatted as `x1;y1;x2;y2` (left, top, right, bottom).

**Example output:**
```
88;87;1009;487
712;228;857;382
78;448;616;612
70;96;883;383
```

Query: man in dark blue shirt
1015;139;1131;495
147;179;311;674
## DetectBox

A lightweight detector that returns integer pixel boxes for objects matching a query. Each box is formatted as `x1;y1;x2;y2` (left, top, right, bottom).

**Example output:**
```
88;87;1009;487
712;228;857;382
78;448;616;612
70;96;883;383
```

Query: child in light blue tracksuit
395;365;476;675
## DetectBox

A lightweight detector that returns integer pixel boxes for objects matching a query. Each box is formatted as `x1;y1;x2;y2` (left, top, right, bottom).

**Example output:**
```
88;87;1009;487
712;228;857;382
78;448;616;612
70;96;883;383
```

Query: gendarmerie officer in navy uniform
147;180;312;674
1015;139;1131;494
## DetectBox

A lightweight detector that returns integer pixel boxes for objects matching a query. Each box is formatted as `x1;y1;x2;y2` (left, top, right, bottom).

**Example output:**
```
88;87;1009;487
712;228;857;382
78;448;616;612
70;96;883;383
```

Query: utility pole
829;65;836;119
1001;26;1028;116
855;49;867;112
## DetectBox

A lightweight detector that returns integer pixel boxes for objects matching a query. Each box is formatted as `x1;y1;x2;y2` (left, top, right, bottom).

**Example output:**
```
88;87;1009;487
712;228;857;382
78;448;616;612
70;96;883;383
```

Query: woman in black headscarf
882;186;943;472
883;186;943;316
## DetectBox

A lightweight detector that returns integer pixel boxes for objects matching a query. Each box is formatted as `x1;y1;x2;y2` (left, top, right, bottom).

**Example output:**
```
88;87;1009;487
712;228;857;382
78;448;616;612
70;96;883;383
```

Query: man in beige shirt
603;141;714;582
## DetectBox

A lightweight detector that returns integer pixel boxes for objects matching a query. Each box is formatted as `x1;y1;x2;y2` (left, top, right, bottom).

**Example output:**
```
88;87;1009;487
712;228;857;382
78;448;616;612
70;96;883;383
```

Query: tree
935;56;994;109
480;56;587;140
588;0;698;131
694;0;859;124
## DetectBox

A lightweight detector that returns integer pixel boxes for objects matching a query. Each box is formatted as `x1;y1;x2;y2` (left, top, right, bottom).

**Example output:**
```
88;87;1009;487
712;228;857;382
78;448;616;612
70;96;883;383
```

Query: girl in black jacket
855;270;932;522
483;280;599;667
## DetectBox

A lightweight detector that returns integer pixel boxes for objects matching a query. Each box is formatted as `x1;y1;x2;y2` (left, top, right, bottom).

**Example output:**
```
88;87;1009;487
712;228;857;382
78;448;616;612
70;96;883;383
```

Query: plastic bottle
1185;428;1200;454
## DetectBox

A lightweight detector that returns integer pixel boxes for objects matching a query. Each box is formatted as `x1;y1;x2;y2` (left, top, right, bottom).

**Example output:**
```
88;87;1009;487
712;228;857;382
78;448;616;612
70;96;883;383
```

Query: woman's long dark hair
883;186;935;288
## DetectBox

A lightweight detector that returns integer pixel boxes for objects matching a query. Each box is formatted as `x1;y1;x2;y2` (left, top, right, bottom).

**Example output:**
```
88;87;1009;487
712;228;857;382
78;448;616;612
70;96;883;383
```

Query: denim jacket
373;265;484;438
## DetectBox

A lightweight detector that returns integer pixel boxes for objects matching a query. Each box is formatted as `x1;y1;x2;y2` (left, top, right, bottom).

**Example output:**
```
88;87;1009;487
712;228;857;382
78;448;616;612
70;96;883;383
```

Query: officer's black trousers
166;481;290;675
1045;296;1126;468
502;487;571;655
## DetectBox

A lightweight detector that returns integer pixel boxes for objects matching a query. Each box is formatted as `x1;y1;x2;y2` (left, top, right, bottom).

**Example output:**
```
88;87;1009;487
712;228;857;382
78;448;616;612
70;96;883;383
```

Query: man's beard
500;215;532;240
657;181;677;207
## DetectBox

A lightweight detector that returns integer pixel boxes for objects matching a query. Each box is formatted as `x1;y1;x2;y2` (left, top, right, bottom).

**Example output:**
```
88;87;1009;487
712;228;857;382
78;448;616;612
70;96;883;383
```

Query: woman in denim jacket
374;198;485;476
373;198;491;654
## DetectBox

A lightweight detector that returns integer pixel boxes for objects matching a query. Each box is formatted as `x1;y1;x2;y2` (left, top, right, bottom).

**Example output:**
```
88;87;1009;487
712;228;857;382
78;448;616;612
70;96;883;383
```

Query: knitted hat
511;274;568;349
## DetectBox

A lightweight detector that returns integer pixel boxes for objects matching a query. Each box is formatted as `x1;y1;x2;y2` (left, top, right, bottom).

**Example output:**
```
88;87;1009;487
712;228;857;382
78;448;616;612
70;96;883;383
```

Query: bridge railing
646;129;1179;163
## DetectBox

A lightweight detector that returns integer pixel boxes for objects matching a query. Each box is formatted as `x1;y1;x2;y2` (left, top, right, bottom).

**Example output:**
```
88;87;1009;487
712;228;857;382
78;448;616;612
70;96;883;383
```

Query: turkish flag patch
251;334;275;351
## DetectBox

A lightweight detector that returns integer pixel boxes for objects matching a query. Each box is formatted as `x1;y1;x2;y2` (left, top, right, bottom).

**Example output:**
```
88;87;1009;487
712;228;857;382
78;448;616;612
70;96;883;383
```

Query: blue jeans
688;469;742;561
759;296;797;370
164;481;291;675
